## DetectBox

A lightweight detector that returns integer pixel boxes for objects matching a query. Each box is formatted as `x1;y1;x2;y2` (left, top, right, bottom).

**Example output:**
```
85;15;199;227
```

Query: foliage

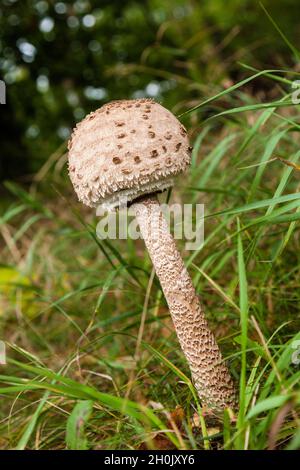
1;0;300;177
0;0;300;451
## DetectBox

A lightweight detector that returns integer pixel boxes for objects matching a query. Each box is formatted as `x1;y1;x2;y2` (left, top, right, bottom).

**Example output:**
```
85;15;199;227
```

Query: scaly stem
132;195;237;411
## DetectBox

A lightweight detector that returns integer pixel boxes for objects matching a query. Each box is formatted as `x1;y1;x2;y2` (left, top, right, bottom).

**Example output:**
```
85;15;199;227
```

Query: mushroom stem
132;194;237;411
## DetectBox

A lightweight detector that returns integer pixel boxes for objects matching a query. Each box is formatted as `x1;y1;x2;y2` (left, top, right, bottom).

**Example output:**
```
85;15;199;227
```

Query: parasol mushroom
68;98;236;411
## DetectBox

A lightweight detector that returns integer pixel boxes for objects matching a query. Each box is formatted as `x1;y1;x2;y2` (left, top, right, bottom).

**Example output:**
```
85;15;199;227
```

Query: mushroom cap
68;99;191;210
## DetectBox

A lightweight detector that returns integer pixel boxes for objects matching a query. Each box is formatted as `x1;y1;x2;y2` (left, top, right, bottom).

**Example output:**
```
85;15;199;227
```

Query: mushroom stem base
132;194;237;411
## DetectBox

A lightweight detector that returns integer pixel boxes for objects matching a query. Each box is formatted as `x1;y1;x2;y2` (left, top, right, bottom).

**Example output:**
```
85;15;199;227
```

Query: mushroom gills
97;176;174;211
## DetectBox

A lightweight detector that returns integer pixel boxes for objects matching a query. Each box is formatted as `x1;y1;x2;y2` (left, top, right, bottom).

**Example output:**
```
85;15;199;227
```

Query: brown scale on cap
68;99;191;210
180;125;187;137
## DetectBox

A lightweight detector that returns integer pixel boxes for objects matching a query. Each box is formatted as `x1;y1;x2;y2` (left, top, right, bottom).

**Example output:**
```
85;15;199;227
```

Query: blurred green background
1;0;300;180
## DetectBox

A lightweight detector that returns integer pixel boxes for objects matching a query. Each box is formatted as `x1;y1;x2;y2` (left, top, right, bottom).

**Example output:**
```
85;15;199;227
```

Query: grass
0;70;300;450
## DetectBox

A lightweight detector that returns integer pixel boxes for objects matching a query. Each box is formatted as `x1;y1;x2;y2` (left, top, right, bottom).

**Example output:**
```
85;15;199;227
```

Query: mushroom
68;99;236;411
